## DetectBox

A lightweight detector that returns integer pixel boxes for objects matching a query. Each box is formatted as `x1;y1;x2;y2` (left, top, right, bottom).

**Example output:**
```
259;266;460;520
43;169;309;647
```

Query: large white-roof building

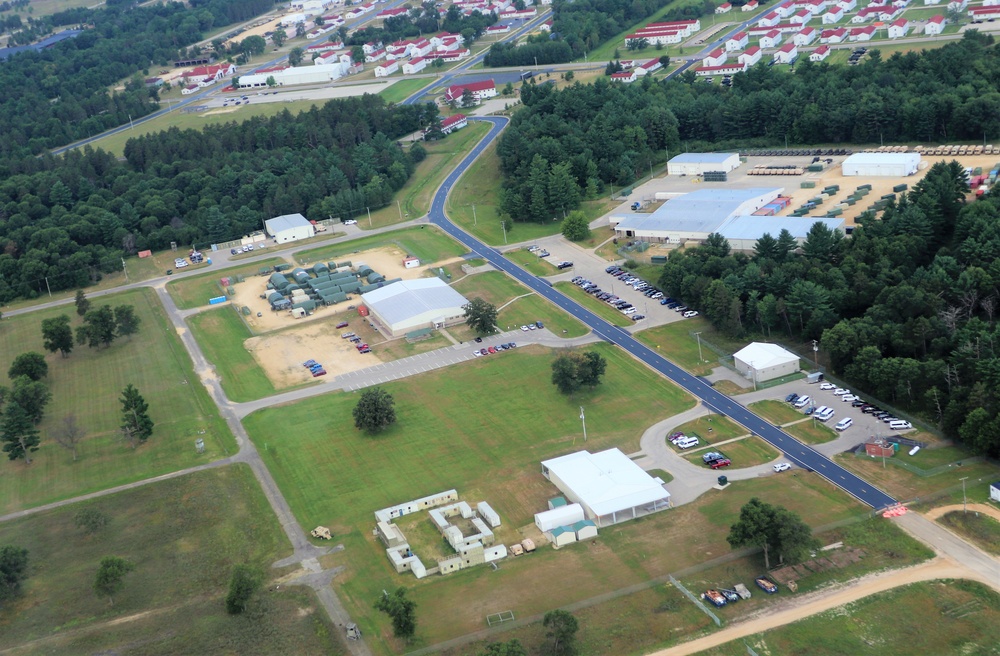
362;278;469;337
842;152;921;177
610;188;845;250
667;152;741;176
540;449;671;527
265;213;315;243
733;342;800;382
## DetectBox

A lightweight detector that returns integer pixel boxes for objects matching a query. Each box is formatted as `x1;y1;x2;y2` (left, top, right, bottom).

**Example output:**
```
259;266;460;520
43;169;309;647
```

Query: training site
2;0;1000;653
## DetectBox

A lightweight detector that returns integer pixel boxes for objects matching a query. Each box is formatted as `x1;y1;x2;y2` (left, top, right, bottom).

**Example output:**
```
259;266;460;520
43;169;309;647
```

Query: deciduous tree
7;376;51;425
353;387;397;433
375;587;417;639
0;545;29;601
464;297;499;335
551;351;607;394
8;352;47;382
41;315;74;357
288;46;304;66
74;290;90;317
561;211;591;242
77;305;117;349
225;564;263;614
74;507;110;535
94;556;134;606
54;414;86;461
1;403;40;464
543;609;579;656
114;305;141;339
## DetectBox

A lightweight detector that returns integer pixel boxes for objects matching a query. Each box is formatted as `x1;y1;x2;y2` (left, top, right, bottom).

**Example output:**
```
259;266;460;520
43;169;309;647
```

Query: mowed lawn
167;257;285;310
635;317;737;376
452;271;588;337
554;281;633;327
785;418;840;445
294;225;467;266
378;77;434;104
187;307;281;402
0;465;343;655
0;289;235;514
700;580;1000;656
672;414;746;445
749;399;805;425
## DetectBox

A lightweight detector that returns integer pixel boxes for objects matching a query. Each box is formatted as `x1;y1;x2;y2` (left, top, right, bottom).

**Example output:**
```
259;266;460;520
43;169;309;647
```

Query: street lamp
960;476;969;513
580;406;587;443
366;206;372;228
472;204;477;226
693;331;704;363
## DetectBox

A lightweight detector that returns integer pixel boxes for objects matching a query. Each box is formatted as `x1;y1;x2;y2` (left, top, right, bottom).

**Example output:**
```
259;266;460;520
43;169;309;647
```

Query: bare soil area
924;503;1000;523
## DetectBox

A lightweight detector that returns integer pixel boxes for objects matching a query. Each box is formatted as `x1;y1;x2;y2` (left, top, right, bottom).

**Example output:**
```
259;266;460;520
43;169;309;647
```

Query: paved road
428;116;896;510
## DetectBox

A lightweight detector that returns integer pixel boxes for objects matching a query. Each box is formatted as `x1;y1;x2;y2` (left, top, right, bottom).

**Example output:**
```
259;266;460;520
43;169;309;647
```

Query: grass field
635;318;744;376
1;0;93;20
938;511;1000;556
700;579;999;656
907;445;973;469
785;419;840;445
166;257;284;310
749;399;806;425
0;289;234;515
505;249;561;277
294;225;467;266
583;0;710;62
836;453;1000;502
445;137;617;246
553;281;633;327
0;465;343;655
685;437;781;469
187;307;287;402
452;271;588;337
378;77;434;104
360;121;492;229
672;415;745;445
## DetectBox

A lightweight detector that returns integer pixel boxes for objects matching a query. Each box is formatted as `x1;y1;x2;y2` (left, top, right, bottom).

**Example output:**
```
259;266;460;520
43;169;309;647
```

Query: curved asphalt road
430;116;896;510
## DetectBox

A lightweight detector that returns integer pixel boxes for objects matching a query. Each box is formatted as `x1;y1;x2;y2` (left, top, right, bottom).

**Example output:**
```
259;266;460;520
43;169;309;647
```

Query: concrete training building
733;342;800;382
539;449;672;527
361;278;469;337
610;188;845;250
667;152;741;176
265;213;315;243
841;152;921;177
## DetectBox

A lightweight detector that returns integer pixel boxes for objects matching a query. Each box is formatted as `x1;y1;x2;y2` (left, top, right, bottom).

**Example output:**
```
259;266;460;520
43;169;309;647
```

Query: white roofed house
361;278;470;337
539;449;672;527
733;343;801;382
668;152;741;175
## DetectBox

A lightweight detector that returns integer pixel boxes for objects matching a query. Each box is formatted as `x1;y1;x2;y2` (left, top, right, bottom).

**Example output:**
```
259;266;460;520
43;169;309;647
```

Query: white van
816;408;835;422
794;395;811;408
889;420;912;431
835;417;853;431
676;436;700;449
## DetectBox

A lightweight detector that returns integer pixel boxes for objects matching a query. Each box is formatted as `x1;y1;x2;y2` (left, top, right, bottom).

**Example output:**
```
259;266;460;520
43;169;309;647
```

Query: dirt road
648;557;978;656
924;503;1000;523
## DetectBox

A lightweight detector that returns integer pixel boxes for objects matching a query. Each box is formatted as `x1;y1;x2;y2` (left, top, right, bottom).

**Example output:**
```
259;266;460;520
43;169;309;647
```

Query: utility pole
472;204;477;226
45;277;52;298
122;257;129;283
694;331;704;363
960;476;969;513
812;339;819;369
129;114;134;130
580;406;587;443
396;199;403;221
501;220;507;244
366;206;372;228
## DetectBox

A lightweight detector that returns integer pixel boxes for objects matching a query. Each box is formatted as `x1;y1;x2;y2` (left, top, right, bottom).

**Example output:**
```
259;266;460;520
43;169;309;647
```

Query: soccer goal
486;610;515;627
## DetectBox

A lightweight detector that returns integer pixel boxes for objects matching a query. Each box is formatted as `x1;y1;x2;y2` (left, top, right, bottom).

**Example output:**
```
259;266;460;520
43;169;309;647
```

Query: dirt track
648;556;983;656
924;503;1000;523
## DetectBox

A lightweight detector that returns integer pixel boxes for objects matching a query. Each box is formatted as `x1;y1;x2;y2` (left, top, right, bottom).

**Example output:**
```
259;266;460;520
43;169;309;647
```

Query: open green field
907;445;973;468
583;0;716;62
166;257;284;310
378;77;434;104
361;121;492;229
452;271;588;337
505;248;561;277
294;225;467;266
0;289;234;515
246;357;863;653
685;437;781;468
938;511;1000;556
749;399;805;425
785;418;839;445
187;307;287;402
635;317;744;376
445;137;616;246
553;281;633;327
0;465;343;655
836;453;1000;502
672;414;745;446
699;579;1000;656
1;0;93;19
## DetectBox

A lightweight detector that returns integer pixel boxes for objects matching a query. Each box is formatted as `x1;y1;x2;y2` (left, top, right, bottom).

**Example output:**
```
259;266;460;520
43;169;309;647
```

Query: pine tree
1;403;40;464
120;384;154;448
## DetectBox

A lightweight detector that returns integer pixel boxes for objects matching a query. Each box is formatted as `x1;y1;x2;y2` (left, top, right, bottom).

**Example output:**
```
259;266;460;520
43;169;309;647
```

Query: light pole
366;206;372;228
472;204;477;226
501;220;508;244
960;476;969;513
580;406;587;443
534;56;538;71
694;331;704;363
396;199;403;221
812;339;819;370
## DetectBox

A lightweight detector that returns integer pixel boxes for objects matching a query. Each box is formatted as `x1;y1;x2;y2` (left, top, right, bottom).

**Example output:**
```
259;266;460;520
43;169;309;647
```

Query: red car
336;321;349;328
312;369;327;377
710;458;732;469
356;343;368;351
488;346;497;354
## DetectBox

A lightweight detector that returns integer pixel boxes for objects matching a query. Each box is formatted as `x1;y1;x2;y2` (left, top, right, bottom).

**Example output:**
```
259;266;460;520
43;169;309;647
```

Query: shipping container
892;184;908;193
800;181;816;189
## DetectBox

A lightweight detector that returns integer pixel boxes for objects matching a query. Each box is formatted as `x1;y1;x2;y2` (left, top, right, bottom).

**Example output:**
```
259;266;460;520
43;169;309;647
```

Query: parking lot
779;382;915;444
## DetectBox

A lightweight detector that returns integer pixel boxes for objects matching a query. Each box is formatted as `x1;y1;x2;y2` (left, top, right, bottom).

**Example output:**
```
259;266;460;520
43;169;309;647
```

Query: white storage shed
668;152;741;176
991;481;1000;503
573;520;598;540
534;503;585;533
265;213;315;243
841;152;920;177
733;342;800;382
549;526;578;547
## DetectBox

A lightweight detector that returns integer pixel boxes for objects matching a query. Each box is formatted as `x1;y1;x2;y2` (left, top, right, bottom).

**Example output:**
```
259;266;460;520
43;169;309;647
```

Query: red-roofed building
925;13;946;34
739;45;762;65
716;2;733;13
440;114;468;134
377;7;408;18
810;44;831;60
743;0;759;9
402;57;427;74
790;8;813;23
485;24;511;35
726;31;749;51
794;26;817;45
636;58;663;75
821;6;844;22
887;17;909;37
849;24;876;40
374;61;399;77
423;48;471;62
968;5;1000;18
774;42;798;63
444;79;497;102
758;10;781;26
611;70;638;83
702;47;727;67
760;29;783;47
181;84;200;95
540;19;553;31
626;29;683;45
306;41;345;54
365;48;386;62
820;27;847;42
695;62;747;76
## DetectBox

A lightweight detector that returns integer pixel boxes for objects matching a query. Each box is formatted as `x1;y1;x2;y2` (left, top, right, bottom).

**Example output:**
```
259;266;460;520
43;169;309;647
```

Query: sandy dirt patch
649;556;979;656
924;503;1000;523
223;15;287;48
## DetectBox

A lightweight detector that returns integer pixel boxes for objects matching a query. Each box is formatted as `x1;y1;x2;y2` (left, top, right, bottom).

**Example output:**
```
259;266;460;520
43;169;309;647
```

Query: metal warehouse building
264;213;315;243
667;152;741;176
733;342;800;383
539;449;672;527
361;278;469;337
841;152;921;177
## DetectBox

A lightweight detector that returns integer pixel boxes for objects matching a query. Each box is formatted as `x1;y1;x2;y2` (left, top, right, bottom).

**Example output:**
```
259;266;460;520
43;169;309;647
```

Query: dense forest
656;163;1000;458
0;96;437;301
0;0;277;159
348;3;496;47
496;33;1000;222
483;0;713;66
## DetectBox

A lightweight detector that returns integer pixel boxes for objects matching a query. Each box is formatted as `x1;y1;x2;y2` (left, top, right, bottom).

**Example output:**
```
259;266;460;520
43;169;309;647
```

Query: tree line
349;3;497;49
656;161;1000;458
0;0;277;159
0;95;437;302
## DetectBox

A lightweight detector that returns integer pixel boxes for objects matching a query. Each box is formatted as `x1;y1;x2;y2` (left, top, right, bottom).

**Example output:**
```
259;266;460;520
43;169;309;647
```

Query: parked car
835;417;853;431
819;382;836;390
631;314;645;321
785;393;799;403
521;325;530;331
702;451;724;463
535;321;544;329
683;310;699;318
488;346;497;354
710;458;732;469
343;219;358;225
773;462;792;472
793;395;811;408
889;420;913;430
335;321;349;329
833;388;849;396
842;394;859;403
312;369;327;377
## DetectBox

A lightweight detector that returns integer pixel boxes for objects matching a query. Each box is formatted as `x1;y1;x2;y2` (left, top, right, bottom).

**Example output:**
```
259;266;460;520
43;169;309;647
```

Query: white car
773;462;792;472
529;324;537;330
683;310;699;318
472;350;482;357
842;394;859;403
623;307;637;315
819;382;835;390
833;388;849;396
793;395;811;408
343;219;358;225
174;259;189;268
520;325;529;331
